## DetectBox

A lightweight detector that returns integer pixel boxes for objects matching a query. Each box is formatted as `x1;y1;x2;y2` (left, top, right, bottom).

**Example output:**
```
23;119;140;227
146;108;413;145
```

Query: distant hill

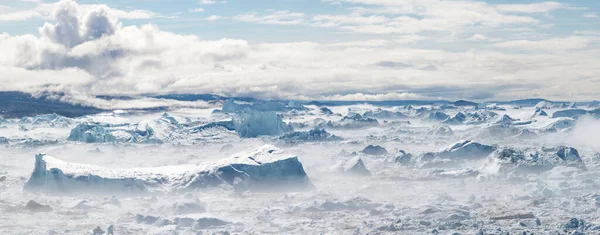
452;100;477;106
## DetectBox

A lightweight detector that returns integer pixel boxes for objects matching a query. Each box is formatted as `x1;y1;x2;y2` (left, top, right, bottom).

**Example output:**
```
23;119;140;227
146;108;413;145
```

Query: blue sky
0;0;599;102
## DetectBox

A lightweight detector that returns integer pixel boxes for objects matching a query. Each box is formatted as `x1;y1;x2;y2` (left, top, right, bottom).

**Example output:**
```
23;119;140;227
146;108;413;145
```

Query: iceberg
361;145;388;156
24;145;314;193
18;113;73;128
68;113;238;144
464;110;499;125
551;109;588;118
493;114;517;125
363;108;408;119
443;112;466;125
427;111;449;122
278;128;342;144
286;100;306;110
320;107;334;115
437;140;495;160
233;110;291;138
222;99;290;113
535;101;553;109
339;156;371;176
480;146;585;175
327;114;379;129
532;108;548;117
541;118;575;132
429;125;453;136
394;150;413;165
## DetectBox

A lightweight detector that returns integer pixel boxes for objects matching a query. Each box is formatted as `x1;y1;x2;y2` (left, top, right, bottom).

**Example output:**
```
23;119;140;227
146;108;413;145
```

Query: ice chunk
493;114;517;125
427;111;449;122
25;200;52;213
69;114;238;144
24;145;313;193
361;145;388;156
194;217;230;229
394;150;413;165
480;146;585;175
535;101;553;109
221;99;251;113
278;128;342;144
464;110;499;125
533;108;548;117
233;110;290;138
320;107;334;115
19;113;73;128
338;156;371;176
551;109;588;118
286;100;306;110
363;108;408;119
444;112;466;124
541;118;575;132
429;125;453;136
437;140;495;160
328;114;379;129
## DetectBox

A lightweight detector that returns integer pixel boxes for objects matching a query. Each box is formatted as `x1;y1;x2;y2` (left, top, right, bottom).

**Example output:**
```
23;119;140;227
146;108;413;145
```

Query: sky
0;0;599;102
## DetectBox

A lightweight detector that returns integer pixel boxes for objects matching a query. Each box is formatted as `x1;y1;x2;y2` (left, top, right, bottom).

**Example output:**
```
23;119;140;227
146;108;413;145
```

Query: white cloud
0;0;157;22
496;2;567;13
234;10;305;25
470;33;486;41
584;13;598;18
0;0;599;103
199;0;226;5
188;8;205;13
493;36;596;51
205;15;223;21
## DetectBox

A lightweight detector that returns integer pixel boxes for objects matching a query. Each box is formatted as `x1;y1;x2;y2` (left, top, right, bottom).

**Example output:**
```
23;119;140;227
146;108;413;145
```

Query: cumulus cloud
0;0;157;22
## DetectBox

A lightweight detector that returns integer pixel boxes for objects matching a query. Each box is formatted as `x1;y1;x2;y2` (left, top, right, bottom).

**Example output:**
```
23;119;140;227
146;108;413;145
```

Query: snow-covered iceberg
24;145;314;193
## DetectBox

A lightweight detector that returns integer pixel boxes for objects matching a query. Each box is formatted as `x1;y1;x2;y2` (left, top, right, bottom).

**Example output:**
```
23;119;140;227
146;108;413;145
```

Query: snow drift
24;145;313;194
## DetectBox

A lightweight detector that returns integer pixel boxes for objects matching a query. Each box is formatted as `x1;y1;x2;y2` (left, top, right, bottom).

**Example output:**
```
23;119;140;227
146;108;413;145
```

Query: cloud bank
0;0;599;106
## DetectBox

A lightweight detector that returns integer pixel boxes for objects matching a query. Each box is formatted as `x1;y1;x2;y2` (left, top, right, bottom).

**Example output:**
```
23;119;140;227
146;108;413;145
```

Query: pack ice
24;145;313;193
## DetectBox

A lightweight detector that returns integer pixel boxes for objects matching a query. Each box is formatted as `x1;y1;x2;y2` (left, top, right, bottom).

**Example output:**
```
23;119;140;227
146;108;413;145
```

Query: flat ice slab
24;145;313;194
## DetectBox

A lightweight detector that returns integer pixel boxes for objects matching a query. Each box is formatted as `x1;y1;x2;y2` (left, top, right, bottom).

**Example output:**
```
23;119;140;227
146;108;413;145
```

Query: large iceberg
68;113;238;144
24;145;313;193
233;110;291;138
